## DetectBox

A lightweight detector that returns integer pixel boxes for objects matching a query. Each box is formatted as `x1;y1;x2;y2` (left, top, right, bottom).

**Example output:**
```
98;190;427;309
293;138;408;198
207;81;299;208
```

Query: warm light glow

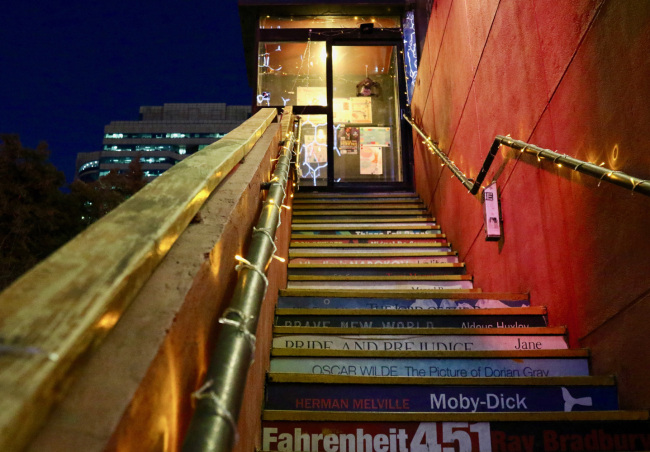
235;255;245;263
97;311;120;331
272;255;286;262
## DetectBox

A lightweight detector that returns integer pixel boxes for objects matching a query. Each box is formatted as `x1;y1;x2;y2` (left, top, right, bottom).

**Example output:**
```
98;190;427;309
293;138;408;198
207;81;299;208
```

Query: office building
75;102;251;181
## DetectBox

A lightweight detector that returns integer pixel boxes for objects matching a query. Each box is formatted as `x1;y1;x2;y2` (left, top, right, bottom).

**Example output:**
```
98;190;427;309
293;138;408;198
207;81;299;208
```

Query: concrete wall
411;0;650;408
26;121;289;451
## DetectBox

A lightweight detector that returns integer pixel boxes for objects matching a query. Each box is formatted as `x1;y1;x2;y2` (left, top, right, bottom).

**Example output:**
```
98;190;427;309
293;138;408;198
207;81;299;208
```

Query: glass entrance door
330;44;404;184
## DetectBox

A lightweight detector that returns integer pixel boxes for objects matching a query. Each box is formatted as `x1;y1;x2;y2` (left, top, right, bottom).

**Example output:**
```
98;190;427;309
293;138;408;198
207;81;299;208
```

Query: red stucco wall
411;0;650;408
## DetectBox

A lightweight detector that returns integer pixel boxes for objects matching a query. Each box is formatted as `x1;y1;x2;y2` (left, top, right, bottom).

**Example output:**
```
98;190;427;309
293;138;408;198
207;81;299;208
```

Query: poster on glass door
337;127;359;155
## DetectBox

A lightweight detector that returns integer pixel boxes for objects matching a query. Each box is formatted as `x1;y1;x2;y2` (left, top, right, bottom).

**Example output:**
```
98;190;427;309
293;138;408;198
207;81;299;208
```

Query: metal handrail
403;114;474;192
182;111;297;452
405;114;650;197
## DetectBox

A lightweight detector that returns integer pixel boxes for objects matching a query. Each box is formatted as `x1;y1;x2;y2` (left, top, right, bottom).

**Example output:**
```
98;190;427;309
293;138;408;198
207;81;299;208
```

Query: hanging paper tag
483;182;501;241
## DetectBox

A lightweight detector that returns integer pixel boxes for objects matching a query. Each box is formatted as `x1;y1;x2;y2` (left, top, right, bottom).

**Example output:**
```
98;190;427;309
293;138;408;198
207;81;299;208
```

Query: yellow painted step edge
272;326;565;335
274;307;546;316
278;289;522;299
266;373;616;386
290;233;445;239
270;349;588;358
289;251;458;258
279;288;483;297
287;275;472;281
289;242;449;248
288;262;462;269
262;410;649;422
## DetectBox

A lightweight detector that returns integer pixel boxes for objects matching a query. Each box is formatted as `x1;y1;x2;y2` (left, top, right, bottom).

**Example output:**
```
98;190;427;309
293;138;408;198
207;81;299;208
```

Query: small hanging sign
483;182;501;241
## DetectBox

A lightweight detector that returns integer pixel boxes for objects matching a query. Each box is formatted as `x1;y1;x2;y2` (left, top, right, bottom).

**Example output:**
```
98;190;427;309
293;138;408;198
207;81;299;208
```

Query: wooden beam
0;108;278;452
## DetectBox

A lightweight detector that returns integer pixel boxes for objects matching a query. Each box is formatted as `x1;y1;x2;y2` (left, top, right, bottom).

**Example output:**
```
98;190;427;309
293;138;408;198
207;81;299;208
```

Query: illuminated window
104;132;224;139
257;41;327;107
260;16;400;29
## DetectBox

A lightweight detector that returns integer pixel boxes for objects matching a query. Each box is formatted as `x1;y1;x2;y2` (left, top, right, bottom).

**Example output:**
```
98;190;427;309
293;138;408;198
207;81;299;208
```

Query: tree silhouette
0;135;79;289
0;136;147;290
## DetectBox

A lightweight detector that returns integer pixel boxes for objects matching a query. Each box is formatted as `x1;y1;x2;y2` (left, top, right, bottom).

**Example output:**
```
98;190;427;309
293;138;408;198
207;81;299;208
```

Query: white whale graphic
562;387;593;412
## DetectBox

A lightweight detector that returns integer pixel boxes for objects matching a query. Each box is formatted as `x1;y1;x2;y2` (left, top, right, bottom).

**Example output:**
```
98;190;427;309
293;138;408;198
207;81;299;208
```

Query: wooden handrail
0;108;278;452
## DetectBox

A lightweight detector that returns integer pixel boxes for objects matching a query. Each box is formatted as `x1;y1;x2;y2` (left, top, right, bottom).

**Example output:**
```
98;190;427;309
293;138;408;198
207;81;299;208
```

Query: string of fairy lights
407;114;650;197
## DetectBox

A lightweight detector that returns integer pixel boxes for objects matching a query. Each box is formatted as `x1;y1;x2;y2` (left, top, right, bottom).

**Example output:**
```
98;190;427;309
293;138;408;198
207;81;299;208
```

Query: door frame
256;27;414;191
325;38;412;190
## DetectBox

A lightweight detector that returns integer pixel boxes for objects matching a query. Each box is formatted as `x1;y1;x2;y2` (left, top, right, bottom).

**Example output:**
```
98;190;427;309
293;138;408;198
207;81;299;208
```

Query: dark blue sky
1;0;252;183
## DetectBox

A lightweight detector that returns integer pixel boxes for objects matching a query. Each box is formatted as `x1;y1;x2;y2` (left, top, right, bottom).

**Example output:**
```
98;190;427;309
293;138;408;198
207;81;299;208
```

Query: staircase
261;191;650;452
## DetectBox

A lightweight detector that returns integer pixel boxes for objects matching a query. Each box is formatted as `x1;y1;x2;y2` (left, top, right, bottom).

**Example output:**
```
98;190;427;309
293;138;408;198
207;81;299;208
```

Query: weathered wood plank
0;108;278;452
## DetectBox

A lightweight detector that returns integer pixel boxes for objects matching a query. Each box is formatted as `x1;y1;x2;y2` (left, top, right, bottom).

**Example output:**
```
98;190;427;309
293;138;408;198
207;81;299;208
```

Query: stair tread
293;210;430;215
275;307;545;316
292;224;439;230
273;326;565;335
290;242;449;248
266;373;616;386
262;410;649;422
288;262;462;269
271;349;588;358
291;233;444;239
289;251;457;257
288;274;471;280
279;290;524;299
291;215;436;224
293;204;425;210
293;198;423;203
294;192;419;199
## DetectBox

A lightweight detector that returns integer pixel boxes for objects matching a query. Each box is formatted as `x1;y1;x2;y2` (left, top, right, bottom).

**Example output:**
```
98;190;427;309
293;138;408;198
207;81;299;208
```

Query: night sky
1;0;252;183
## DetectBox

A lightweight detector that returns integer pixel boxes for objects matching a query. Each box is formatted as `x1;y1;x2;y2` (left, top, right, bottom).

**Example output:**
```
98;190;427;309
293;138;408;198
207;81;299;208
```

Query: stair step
290;244;451;251
276;306;542;315
270;354;589;378
277;293;528;309
292;216;434;224
292;222;439;230
293;203;425;210
294;192;419;199
293;198;423;204
288;275;471;281
272;331;567;351
293;209;430;216
291;232;442;238
267;373;614;386
272;347;585;356
290;255;460;264
287;264;465;277
265;381;618;412
261;419;650;452
274;311;547;328
291;237;446;242
262;411;649;423
286;280;475;291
